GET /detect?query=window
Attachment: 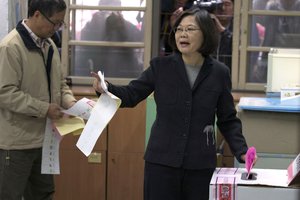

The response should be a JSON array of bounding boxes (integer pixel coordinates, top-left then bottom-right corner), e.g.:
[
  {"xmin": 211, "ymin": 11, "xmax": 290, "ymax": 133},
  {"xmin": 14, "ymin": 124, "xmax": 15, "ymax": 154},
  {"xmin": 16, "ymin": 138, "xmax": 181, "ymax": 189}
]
[
  {"xmin": 61, "ymin": 0, "xmax": 151, "ymax": 85},
  {"xmin": 8, "ymin": 0, "xmax": 28, "ymax": 31},
  {"xmin": 232, "ymin": 0, "xmax": 300, "ymax": 91}
]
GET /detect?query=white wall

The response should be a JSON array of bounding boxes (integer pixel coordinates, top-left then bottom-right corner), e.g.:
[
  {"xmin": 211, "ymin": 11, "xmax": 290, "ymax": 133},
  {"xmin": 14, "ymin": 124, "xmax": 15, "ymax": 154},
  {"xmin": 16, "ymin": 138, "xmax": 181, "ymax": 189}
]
[{"xmin": 0, "ymin": 0, "xmax": 8, "ymax": 40}]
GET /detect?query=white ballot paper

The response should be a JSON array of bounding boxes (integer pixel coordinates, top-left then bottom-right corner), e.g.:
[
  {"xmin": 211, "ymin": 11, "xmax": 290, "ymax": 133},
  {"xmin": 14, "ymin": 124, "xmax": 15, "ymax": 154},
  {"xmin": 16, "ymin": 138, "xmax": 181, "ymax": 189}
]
[
  {"xmin": 62, "ymin": 97, "xmax": 96, "ymax": 120},
  {"xmin": 98, "ymin": 71, "xmax": 108, "ymax": 93},
  {"xmin": 76, "ymin": 71, "xmax": 121, "ymax": 156},
  {"xmin": 42, "ymin": 118, "xmax": 62, "ymax": 174}
]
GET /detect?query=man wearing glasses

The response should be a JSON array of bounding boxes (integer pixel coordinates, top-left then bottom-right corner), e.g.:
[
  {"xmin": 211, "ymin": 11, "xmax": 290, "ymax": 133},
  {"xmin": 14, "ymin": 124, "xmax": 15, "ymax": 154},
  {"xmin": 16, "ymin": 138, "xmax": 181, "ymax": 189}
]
[
  {"xmin": 0, "ymin": 0, "xmax": 76, "ymax": 199},
  {"xmin": 39, "ymin": 10, "xmax": 66, "ymax": 31}
]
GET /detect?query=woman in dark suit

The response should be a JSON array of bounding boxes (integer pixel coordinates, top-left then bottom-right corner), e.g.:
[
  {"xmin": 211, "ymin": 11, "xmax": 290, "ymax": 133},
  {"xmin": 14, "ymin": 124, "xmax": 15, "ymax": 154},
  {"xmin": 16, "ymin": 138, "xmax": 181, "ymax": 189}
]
[{"xmin": 92, "ymin": 6, "xmax": 253, "ymax": 200}]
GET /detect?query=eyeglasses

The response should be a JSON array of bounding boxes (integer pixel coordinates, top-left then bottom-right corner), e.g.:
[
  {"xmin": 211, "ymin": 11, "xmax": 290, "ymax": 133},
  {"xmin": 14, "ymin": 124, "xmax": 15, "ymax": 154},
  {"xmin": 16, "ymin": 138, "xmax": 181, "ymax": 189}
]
[
  {"xmin": 39, "ymin": 10, "xmax": 66, "ymax": 30},
  {"xmin": 174, "ymin": 26, "xmax": 201, "ymax": 34}
]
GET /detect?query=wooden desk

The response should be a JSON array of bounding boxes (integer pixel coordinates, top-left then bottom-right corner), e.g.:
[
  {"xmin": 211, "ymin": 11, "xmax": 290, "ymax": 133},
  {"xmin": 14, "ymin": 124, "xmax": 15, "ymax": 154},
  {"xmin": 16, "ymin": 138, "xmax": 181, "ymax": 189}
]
[{"xmin": 54, "ymin": 86, "xmax": 146, "ymax": 200}]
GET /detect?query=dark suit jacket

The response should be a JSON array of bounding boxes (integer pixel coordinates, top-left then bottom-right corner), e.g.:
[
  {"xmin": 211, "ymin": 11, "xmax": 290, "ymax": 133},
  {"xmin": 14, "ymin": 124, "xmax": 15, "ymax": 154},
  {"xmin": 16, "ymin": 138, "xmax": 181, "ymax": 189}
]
[{"xmin": 107, "ymin": 52, "xmax": 248, "ymax": 169}]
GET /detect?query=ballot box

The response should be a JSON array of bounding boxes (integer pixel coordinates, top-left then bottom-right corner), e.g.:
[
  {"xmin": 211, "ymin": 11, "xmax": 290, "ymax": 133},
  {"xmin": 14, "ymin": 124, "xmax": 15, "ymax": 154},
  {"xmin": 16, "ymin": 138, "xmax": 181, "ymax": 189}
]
[{"xmin": 209, "ymin": 167, "xmax": 300, "ymax": 200}]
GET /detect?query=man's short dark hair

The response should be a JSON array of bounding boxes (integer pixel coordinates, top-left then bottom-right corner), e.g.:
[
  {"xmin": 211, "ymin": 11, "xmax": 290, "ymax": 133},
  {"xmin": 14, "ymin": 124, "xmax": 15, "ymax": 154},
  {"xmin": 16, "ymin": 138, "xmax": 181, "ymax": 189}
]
[
  {"xmin": 28, "ymin": 0, "xmax": 66, "ymax": 18},
  {"xmin": 168, "ymin": 6, "xmax": 219, "ymax": 56}
]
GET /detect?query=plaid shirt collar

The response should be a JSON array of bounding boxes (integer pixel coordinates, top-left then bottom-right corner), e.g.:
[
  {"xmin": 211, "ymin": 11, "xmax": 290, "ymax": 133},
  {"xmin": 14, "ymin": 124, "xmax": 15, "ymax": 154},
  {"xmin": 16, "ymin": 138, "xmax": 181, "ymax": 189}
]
[{"xmin": 22, "ymin": 19, "xmax": 48, "ymax": 48}]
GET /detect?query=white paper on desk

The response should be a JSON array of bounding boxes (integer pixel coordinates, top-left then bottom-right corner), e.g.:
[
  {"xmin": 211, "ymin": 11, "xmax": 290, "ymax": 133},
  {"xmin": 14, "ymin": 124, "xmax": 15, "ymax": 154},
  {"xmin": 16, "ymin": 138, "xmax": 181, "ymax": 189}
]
[
  {"xmin": 76, "ymin": 92, "xmax": 121, "ymax": 156},
  {"xmin": 62, "ymin": 97, "xmax": 96, "ymax": 120},
  {"xmin": 41, "ymin": 118, "xmax": 62, "ymax": 174}
]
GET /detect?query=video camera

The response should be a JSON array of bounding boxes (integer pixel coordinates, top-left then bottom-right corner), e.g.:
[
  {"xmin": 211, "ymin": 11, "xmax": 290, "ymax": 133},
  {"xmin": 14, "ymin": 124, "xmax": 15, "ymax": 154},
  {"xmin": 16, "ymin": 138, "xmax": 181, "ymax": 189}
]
[{"xmin": 193, "ymin": 0, "xmax": 223, "ymax": 13}]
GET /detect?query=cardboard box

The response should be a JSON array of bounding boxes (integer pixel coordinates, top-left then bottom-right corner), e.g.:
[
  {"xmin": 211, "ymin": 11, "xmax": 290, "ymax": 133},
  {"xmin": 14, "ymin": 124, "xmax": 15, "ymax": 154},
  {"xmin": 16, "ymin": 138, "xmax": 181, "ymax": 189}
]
[
  {"xmin": 209, "ymin": 168, "xmax": 300, "ymax": 200},
  {"xmin": 237, "ymin": 109, "xmax": 300, "ymax": 154}
]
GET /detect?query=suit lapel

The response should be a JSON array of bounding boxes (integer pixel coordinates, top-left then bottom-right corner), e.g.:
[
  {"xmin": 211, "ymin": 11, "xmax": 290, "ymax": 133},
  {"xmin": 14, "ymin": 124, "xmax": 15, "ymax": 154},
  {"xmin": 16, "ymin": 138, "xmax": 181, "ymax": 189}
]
[{"xmin": 172, "ymin": 53, "xmax": 191, "ymax": 88}]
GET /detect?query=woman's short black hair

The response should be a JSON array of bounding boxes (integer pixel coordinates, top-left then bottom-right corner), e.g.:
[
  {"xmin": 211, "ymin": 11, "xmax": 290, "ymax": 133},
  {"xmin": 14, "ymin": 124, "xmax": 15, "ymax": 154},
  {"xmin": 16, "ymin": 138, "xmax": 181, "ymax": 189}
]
[
  {"xmin": 28, "ymin": 0, "xmax": 66, "ymax": 18},
  {"xmin": 168, "ymin": 6, "xmax": 219, "ymax": 56}
]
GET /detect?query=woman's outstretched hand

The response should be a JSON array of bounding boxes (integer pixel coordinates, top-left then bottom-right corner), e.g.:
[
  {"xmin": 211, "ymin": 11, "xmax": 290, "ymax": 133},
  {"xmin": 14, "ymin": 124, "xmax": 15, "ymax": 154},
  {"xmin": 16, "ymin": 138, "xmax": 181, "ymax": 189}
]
[{"xmin": 91, "ymin": 71, "xmax": 107, "ymax": 93}]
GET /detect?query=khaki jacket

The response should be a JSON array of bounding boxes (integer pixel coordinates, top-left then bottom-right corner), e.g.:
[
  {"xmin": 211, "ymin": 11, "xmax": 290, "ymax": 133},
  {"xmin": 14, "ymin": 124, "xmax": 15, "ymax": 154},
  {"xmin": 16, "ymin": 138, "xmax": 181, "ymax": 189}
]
[{"xmin": 0, "ymin": 22, "xmax": 76, "ymax": 150}]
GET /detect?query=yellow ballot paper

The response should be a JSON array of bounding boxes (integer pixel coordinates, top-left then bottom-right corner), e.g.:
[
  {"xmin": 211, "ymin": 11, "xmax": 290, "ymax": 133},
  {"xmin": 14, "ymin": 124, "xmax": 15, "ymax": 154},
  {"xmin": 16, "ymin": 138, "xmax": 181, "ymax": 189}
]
[
  {"xmin": 54, "ymin": 116, "xmax": 85, "ymax": 136},
  {"xmin": 76, "ymin": 92, "xmax": 121, "ymax": 156}
]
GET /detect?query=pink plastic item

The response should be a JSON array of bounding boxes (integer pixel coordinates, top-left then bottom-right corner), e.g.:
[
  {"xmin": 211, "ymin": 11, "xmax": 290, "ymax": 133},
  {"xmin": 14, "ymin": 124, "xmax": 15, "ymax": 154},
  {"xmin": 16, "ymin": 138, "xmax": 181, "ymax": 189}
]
[{"xmin": 245, "ymin": 146, "xmax": 256, "ymax": 179}]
